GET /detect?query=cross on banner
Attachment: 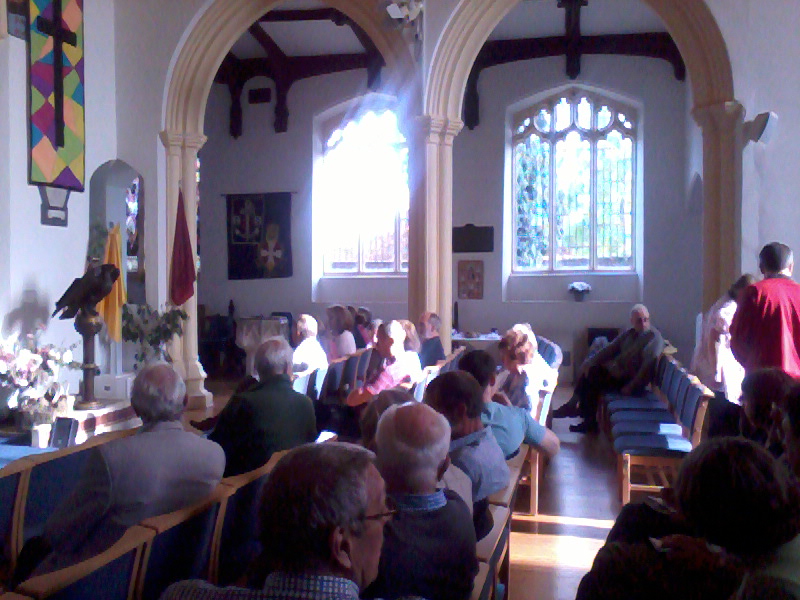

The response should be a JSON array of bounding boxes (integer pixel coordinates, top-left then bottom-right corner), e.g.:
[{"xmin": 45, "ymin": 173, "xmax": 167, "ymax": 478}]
[{"xmin": 35, "ymin": 0, "xmax": 77, "ymax": 148}]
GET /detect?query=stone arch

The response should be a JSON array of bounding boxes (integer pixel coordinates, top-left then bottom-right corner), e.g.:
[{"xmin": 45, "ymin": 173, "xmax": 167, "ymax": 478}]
[
  {"xmin": 420, "ymin": 0, "xmax": 741, "ymax": 349},
  {"xmin": 162, "ymin": 0, "xmax": 416, "ymax": 405}
]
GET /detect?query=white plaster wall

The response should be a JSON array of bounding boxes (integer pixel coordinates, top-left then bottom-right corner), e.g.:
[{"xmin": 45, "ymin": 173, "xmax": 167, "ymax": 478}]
[
  {"xmin": 0, "ymin": 0, "xmax": 118, "ymax": 392},
  {"xmin": 0, "ymin": 37, "xmax": 11, "ymax": 321},
  {"xmin": 114, "ymin": 0, "xmax": 207, "ymax": 306},
  {"xmin": 198, "ymin": 71, "xmax": 411, "ymax": 324},
  {"xmin": 704, "ymin": 0, "xmax": 800, "ymax": 272},
  {"xmin": 452, "ymin": 55, "xmax": 697, "ymax": 365}
]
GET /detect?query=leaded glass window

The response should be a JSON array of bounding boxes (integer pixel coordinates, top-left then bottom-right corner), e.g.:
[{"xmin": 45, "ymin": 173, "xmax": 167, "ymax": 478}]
[
  {"xmin": 319, "ymin": 110, "xmax": 409, "ymax": 275},
  {"xmin": 512, "ymin": 89, "xmax": 636, "ymax": 272}
]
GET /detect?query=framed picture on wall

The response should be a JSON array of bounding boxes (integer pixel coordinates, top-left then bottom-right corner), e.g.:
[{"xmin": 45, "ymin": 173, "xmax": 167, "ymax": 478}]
[{"xmin": 458, "ymin": 260, "xmax": 484, "ymax": 300}]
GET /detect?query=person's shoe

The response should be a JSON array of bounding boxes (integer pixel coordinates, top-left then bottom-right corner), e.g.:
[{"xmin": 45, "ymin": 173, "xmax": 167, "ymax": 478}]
[
  {"xmin": 552, "ymin": 399, "xmax": 580, "ymax": 418},
  {"xmin": 569, "ymin": 420, "xmax": 599, "ymax": 434}
]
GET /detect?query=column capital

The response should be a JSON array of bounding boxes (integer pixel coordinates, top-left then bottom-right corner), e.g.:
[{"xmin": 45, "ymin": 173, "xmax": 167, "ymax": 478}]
[
  {"xmin": 692, "ymin": 100, "xmax": 745, "ymax": 131},
  {"xmin": 183, "ymin": 133, "xmax": 208, "ymax": 152},
  {"xmin": 416, "ymin": 115, "xmax": 464, "ymax": 146},
  {"xmin": 159, "ymin": 129, "xmax": 184, "ymax": 153}
]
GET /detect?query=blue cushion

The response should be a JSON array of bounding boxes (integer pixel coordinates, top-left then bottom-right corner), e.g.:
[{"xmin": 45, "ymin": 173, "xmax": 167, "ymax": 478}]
[
  {"xmin": 609, "ymin": 409, "xmax": 674, "ymax": 424},
  {"xmin": 608, "ymin": 398, "xmax": 664, "ymax": 413},
  {"xmin": 612, "ymin": 421, "xmax": 683, "ymax": 438},
  {"xmin": 614, "ymin": 433, "xmax": 693, "ymax": 455}
]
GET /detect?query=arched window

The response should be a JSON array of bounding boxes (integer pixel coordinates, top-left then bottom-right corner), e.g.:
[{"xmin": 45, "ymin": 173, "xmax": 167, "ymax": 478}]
[
  {"xmin": 512, "ymin": 89, "xmax": 637, "ymax": 272},
  {"xmin": 318, "ymin": 109, "xmax": 409, "ymax": 276}
]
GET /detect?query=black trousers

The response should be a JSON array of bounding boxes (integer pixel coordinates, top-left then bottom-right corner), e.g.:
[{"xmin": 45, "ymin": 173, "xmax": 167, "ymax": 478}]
[{"xmin": 574, "ymin": 365, "xmax": 627, "ymax": 423}]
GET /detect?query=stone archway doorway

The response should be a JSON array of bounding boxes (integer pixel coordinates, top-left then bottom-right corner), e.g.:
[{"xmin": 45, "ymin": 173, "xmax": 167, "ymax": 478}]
[
  {"xmin": 419, "ymin": 0, "xmax": 742, "ymax": 351},
  {"xmin": 162, "ymin": 0, "xmax": 415, "ymax": 405}
]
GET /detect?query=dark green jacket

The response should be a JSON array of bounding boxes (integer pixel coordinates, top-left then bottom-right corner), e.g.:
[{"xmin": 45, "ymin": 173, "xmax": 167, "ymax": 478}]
[{"xmin": 209, "ymin": 375, "xmax": 317, "ymax": 476}]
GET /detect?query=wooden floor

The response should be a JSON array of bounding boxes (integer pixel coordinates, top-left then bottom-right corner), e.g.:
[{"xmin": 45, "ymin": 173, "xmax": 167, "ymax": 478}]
[
  {"xmin": 509, "ymin": 385, "xmax": 620, "ymax": 600},
  {"xmin": 191, "ymin": 381, "xmax": 620, "ymax": 600}
]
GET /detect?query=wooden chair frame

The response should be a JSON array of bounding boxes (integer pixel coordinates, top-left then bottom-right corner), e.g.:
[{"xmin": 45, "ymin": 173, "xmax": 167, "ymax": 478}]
[{"xmin": 16, "ymin": 525, "xmax": 154, "ymax": 600}]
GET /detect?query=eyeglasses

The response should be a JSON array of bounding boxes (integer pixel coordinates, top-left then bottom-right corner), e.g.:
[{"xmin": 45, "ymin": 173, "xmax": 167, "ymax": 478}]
[{"xmin": 363, "ymin": 497, "xmax": 397, "ymax": 522}]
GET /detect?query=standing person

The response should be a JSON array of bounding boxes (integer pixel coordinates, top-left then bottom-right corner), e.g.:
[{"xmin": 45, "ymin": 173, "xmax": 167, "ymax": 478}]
[
  {"xmin": 552, "ymin": 305, "xmax": 664, "ymax": 433},
  {"xmin": 731, "ymin": 243, "xmax": 800, "ymax": 379},
  {"xmin": 292, "ymin": 314, "xmax": 328, "ymax": 374},
  {"xmin": 326, "ymin": 304, "xmax": 357, "ymax": 360},
  {"xmin": 418, "ymin": 312, "xmax": 446, "ymax": 368},
  {"xmin": 691, "ymin": 274, "xmax": 756, "ymax": 436}
]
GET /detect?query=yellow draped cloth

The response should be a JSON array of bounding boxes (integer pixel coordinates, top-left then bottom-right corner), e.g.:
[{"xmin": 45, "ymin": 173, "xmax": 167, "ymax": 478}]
[{"xmin": 97, "ymin": 224, "xmax": 127, "ymax": 342}]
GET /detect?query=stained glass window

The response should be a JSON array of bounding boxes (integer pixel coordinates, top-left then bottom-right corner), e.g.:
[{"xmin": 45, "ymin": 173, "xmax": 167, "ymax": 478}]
[
  {"xmin": 319, "ymin": 110, "xmax": 409, "ymax": 275},
  {"xmin": 512, "ymin": 89, "xmax": 636, "ymax": 272},
  {"xmin": 125, "ymin": 177, "xmax": 140, "ymax": 273}
]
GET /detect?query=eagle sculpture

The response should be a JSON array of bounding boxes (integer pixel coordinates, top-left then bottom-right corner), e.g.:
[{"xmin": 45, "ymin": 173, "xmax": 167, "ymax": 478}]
[{"xmin": 52, "ymin": 263, "xmax": 121, "ymax": 320}]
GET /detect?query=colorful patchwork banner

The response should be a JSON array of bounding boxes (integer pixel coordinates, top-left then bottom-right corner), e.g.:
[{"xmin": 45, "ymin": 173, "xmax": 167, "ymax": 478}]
[{"xmin": 28, "ymin": 0, "xmax": 85, "ymax": 191}]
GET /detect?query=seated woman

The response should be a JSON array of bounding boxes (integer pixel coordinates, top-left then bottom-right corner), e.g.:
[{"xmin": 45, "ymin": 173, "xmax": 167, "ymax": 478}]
[
  {"xmin": 496, "ymin": 324, "xmax": 558, "ymax": 416},
  {"xmin": 324, "ymin": 304, "xmax": 357, "ymax": 360},
  {"xmin": 346, "ymin": 321, "xmax": 422, "ymax": 408},
  {"xmin": 292, "ymin": 314, "xmax": 328, "ymax": 373},
  {"xmin": 578, "ymin": 438, "xmax": 800, "ymax": 600},
  {"xmin": 740, "ymin": 367, "xmax": 795, "ymax": 456}
]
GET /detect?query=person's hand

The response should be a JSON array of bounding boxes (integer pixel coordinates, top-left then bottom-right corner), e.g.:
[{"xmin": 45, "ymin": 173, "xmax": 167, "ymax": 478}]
[
  {"xmin": 492, "ymin": 391, "xmax": 513, "ymax": 407},
  {"xmin": 657, "ymin": 535, "xmax": 724, "ymax": 570},
  {"xmin": 620, "ymin": 383, "xmax": 633, "ymax": 396}
]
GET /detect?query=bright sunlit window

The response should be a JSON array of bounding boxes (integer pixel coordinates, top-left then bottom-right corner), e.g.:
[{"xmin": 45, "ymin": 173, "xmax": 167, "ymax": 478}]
[
  {"xmin": 512, "ymin": 88, "xmax": 637, "ymax": 272},
  {"xmin": 318, "ymin": 109, "xmax": 409, "ymax": 275}
]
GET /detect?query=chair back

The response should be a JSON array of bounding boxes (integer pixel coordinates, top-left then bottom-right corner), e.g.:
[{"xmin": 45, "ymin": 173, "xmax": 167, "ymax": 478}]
[
  {"xmin": 665, "ymin": 363, "xmax": 683, "ymax": 408},
  {"xmin": 680, "ymin": 383, "xmax": 705, "ymax": 431},
  {"xmin": 137, "ymin": 487, "xmax": 231, "ymax": 600},
  {"xmin": 413, "ymin": 366, "xmax": 440, "ymax": 403},
  {"xmin": 16, "ymin": 525, "xmax": 154, "ymax": 600},
  {"xmin": 670, "ymin": 372, "xmax": 691, "ymax": 416},
  {"xmin": 355, "ymin": 348, "xmax": 373, "ymax": 387},
  {"xmin": 319, "ymin": 358, "xmax": 346, "ymax": 404},
  {"xmin": 0, "ymin": 459, "xmax": 34, "ymax": 569},
  {"xmin": 215, "ymin": 451, "xmax": 287, "ymax": 586},
  {"xmin": 291, "ymin": 371, "xmax": 312, "ymax": 396},
  {"xmin": 308, "ymin": 367, "xmax": 327, "ymax": 402},
  {"xmin": 536, "ymin": 336, "xmax": 563, "ymax": 370},
  {"xmin": 338, "ymin": 351, "xmax": 361, "ymax": 396},
  {"xmin": 655, "ymin": 354, "xmax": 669, "ymax": 388},
  {"xmin": 659, "ymin": 357, "xmax": 676, "ymax": 396}
]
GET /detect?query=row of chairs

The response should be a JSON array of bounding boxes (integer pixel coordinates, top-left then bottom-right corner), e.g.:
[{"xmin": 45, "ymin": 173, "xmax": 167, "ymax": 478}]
[
  {"xmin": 0, "ymin": 429, "xmax": 140, "ymax": 578},
  {"xmin": 599, "ymin": 354, "xmax": 712, "ymax": 503},
  {"xmin": 6, "ymin": 449, "xmax": 292, "ymax": 600}
]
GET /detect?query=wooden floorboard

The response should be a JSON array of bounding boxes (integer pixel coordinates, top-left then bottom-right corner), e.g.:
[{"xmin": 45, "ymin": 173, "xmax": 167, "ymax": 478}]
[{"xmin": 510, "ymin": 385, "xmax": 619, "ymax": 600}]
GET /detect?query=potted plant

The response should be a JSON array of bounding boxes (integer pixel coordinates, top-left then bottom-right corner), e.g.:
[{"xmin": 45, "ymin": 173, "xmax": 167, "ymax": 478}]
[
  {"xmin": 121, "ymin": 304, "xmax": 188, "ymax": 369},
  {"xmin": 568, "ymin": 281, "xmax": 592, "ymax": 302}
]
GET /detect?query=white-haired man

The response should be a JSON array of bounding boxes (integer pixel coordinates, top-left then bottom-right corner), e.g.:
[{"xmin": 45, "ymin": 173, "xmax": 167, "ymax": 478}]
[
  {"xmin": 163, "ymin": 443, "xmax": 391, "ymax": 600},
  {"xmin": 418, "ymin": 312, "xmax": 446, "ymax": 368},
  {"xmin": 364, "ymin": 403, "xmax": 478, "ymax": 600},
  {"xmin": 33, "ymin": 363, "xmax": 225, "ymax": 575},
  {"xmin": 553, "ymin": 304, "xmax": 664, "ymax": 433},
  {"xmin": 210, "ymin": 337, "xmax": 317, "ymax": 476},
  {"xmin": 293, "ymin": 314, "xmax": 328, "ymax": 374}
]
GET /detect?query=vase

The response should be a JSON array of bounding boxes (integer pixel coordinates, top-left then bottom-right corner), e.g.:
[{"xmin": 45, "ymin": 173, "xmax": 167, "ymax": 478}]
[{"xmin": 570, "ymin": 290, "xmax": 589, "ymax": 302}]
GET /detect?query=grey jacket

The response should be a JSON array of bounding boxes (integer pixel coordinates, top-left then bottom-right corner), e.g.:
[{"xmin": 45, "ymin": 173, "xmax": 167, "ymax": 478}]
[{"xmin": 39, "ymin": 421, "xmax": 225, "ymax": 574}]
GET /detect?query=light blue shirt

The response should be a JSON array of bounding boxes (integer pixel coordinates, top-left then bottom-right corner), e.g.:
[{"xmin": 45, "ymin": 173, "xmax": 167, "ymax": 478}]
[
  {"xmin": 449, "ymin": 428, "xmax": 510, "ymax": 502},
  {"xmin": 481, "ymin": 402, "xmax": 547, "ymax": 459}
]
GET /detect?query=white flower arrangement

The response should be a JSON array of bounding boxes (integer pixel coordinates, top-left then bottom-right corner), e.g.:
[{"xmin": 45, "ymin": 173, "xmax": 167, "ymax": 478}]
[{"xmin": 568, "ymin": 281, "xmax": 592, "ymax": 293}]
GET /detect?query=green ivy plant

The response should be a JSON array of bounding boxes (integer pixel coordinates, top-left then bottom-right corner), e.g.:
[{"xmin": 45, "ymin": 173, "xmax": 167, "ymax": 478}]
[{"xmin": 121, "ymin": 304, "xmax": 188, "ymax": 368}]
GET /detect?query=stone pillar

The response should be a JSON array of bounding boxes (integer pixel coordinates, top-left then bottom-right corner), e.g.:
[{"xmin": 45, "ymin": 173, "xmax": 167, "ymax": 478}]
[
  {"xmin": 159, "ymin": 130, "xmax": 186, "ymax": 379},
  {"xmin": 180, "ymin": 133, "xmax": 212, "ymax": 409},
  {"xmin": 693, "ymin": 101, "xmax": 744, "ymax": 310},
  {"xmin": 409, "ymin": 116, "xmax": 463, "ymax": 354}
]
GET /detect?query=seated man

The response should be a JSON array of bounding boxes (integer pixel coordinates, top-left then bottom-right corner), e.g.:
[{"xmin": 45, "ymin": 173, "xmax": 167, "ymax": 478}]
[
  {"xmin": 364, "ymin": 403, "xmax": 478, "ymax": 600},
  {"xmin": 424, "ymin": 371, "xmax": 510, "ymax": 539},
  {"xmin": 347, "ymin": 321, "xmax": 422, "ymax": 407},
  {"xmin": 292, "ymin": 313, "xmax": 328, "ymax": 373},
  {"xmin": 418, "ymin": 311, "xmax": 446, "ymax": 368},
  {"xmin": 459, "ymin": 349, "xmax": 560, "ymax": 460},
  {"xmin": 162, "ymin": 443, "xmax": 390, "ymax": 600},
  {"xmin": 210, "ymin": 337, "xmax": 317, "ymax": 476},
  {"xmin": 33, "ymin": 364, "xmax": 225, "ymax": 576},
  {"xmin": 553, "ymin": 304, "xmax": 664, "ymax": 433}
]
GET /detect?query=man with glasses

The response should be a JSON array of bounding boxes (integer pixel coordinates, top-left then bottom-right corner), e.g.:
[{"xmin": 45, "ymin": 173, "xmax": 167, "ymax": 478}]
[
  {"xmin": 162, "ymin": 443, "xmax": 391, "ymax": 600},
  {"xmin": 364, "ymin": 402, "xmax": 478, "ymax": 600},
  {"xmin": 553, "ymin": 304, "xmax": 664, "ymax": 433}
]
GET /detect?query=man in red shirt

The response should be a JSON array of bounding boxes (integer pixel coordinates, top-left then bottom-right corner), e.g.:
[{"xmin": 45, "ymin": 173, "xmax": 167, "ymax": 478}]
[{"xmin": 731, "ymin": 242, "xmax": 800, "ymax": 379}]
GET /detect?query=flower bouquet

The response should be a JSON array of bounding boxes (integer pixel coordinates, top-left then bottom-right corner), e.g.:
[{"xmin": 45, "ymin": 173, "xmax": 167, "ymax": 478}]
[
  {"xmin": 568, "ymin": 281, "xmax": 592, "ymax": 302},
  {"xmin": 121, "ymin": 304, "xmax": 188, "ymax": 368},
  {"xmin": 0, "ymin": 332, "xmax": 80, "ymax": 427}
]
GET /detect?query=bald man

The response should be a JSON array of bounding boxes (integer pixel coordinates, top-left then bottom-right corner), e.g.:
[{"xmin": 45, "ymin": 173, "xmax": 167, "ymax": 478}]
[{"xmin": 364, "ymin": 403, "xmax": 478, "ymax": 600}]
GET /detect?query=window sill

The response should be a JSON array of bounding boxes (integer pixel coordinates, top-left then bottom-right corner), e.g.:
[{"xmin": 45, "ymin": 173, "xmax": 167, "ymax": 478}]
[
  {"xmin": 505, "ymin": 271, "xmax": 641, "ymax": 303},
  {"xmin": 313, "ymin": 274, "xmax": 408, "ymax": 304}
]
